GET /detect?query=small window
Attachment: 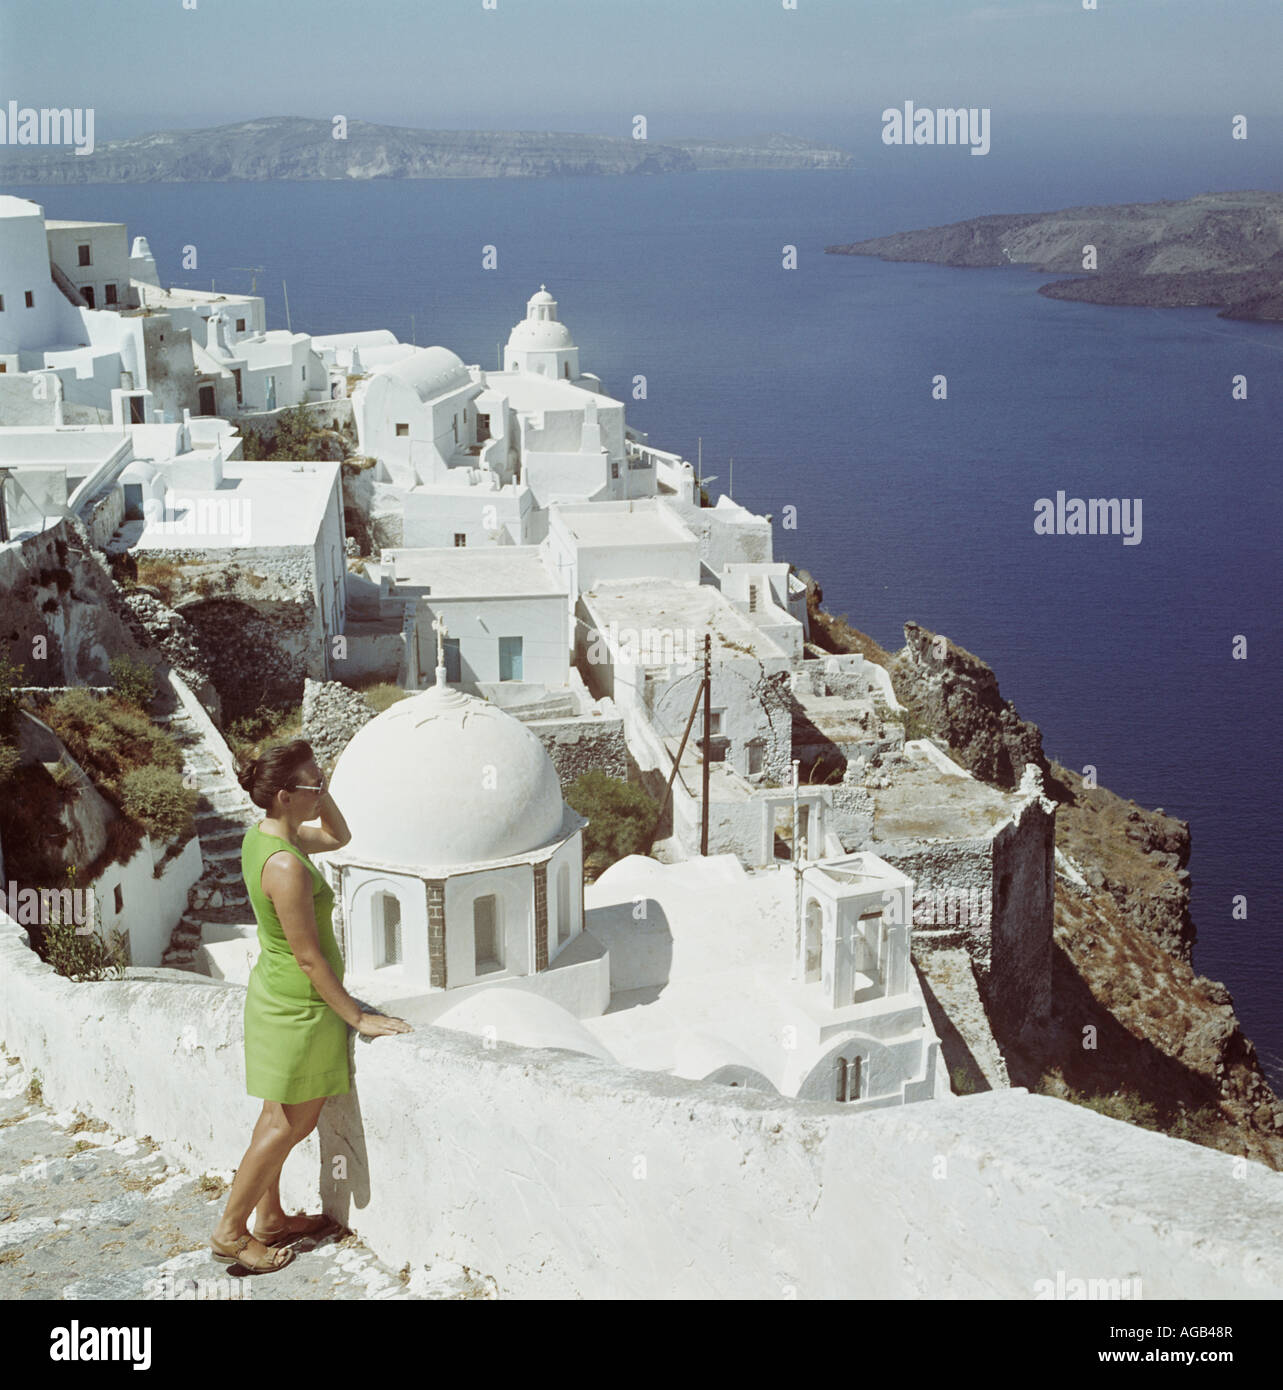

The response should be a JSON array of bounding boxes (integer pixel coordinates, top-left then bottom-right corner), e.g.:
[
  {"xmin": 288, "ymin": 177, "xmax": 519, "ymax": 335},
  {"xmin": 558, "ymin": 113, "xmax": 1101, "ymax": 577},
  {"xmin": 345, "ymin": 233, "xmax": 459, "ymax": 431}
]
[
  {"xmin": 453, "ymin": 533, "xmax": 466, "ymax": 547},
  {"xmin": 748, "ymin": 583, "xmax": 758, "ymax": 613},
  {"xmin": 104, "ymin": 283, "xmax": 118, "ymax": 305},
  {"xmin": 376, "ymin": 893, "xmax": 402, "ymax": 968},
  {"xmin": 452, "ymin": 415, "xmax": 458, "ymax": 443},
  {"xmin": 748, "ymin": 742, "xmax": 764, "ymax": 775},
  {"xmin": 474, "ymin": 894, "xmax": 501, "ymax": 973},
  {"xmin": 77, "ymin": 243, "xmax": 91, "ymax": 266},
  {"xmin": 113, "ymin": 884, "xmax": 123, "ymax": 913},
  {"xmin": 395, "ymin": 423, "xmax": 408, "ymax": 437},
  {"xmin": 709, "ymin": 709, "xmax": 724, "ymax": 736},
  {"xmin": 235, "ymin": 318, "xmax": 246, "ymax": 332},
  {"xmin": 301, "ymin": 364, "xmax": 306, "ymax": 380},
  {"xmin": 80, "ymin": 286, "xmax": 95, "ymax": 309},
  {"xmin": 498, "ymin": 635, "xmax": 522, "ymax": 682},
  {"xmin": 610, "ymin": 462, "xmax": 619, "ymax": 479},
  {"xmin": 25, "ymin": 290, "xmax": 34, "ymax": 308},
  {"xmin": 0, "ymin": 295, "xmax": 5, "ymax": 310},
  {"xmin": 129, "ymin": 395, "xmax": 146, "ymax": 424},
  {"xmin": 837, "ymin": 1055, "xmax": 863, "ymax": 1103},
  {"xmin": 0, "ymin": 364, "xmax": 6, "ymax": 373},
  {"xmin": 232, "ymin": 368, "xmax": 242, "ymax": 405},
  {"xmin": 443, "ymin": 636, "xmax": 461, "ymax": 683},
  {"xmin": 563, "ymin": 363, "xmax": 569, "ymax": 378}
]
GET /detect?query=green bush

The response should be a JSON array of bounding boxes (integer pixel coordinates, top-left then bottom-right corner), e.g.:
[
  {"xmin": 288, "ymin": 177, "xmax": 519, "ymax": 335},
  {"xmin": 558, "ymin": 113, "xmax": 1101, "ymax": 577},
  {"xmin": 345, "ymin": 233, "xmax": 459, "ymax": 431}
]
[
  {"xmin": 120, "ymin": 765, "xmax": 197, "ymax": 844},
  {"xmin": 358, "ymin": 682, "xmax": 409, "ymax": 713},
  {"xmin": 44, "ymin": 689, "xmax": 181, "ymax": 793},
  {"xmin": 0, "ymin": 741, "xmax": 20, "ymax": 787},
  {"xmin": 29, "ymin": 867, "xmax": 129, "ymax": 983},
  {"xmin": 565, "ymin": 770, "xmax": 659, "ymax": 867},
  {"xmin": 0, "ymin": 652, "xmax": 23, "ymax": 735},
  {"xmin": 107, "ymin": 654, "xmax": 157, "ymax": 709}
]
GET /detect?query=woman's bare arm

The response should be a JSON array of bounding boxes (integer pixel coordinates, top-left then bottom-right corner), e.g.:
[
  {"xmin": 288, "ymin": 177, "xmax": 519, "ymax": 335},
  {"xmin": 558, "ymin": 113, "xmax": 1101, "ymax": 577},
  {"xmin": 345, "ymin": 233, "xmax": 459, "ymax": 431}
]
[
  {"xmin": 297, "ymin": 790, "xmax": 351, "ymax": 856},
  {"xmin": 262, "ymin": 851, "xmax": 362, "ymax": 1027}
]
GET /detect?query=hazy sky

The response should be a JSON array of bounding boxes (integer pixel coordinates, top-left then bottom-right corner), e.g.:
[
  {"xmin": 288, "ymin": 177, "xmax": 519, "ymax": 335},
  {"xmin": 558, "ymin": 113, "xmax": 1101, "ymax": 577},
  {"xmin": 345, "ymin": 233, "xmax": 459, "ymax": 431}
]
[{"xmin": 2, "ymin": 0, "xmax": 1280, "ymax": 144}]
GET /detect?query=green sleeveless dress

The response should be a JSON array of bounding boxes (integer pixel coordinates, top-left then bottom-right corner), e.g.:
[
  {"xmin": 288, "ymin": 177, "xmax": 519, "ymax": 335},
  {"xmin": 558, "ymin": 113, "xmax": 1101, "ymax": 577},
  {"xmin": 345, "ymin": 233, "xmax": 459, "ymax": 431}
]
[{"xmin": 241, "ymin": 824, "xmax": 351, "ymax": 1103}]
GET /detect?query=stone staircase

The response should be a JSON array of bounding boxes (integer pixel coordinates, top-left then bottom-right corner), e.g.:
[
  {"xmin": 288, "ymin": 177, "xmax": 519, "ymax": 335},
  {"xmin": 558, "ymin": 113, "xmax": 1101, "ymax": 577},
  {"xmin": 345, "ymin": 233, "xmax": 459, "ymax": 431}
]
[{"xmin": 155, "ymin": 705, "xmax": 260, "ymax": 969}]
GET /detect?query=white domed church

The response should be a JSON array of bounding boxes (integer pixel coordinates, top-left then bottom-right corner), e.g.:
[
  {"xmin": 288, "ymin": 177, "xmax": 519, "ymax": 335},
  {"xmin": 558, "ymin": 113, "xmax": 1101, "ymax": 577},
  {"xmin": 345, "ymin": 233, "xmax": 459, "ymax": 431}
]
[
  {"xmin": 503, "ymin": 285, "xmax": 580, "ymax": 380},
  {"xmin": 323, "ymin": 649, "xmax": 588, "ymax": 994}
]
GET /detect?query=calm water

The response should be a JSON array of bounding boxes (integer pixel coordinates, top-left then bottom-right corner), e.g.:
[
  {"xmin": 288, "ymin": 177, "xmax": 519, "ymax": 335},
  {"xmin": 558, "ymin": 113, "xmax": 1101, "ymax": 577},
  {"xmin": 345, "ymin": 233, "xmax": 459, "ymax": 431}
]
[{"xmin": 15, "ymin": 166, "xmax": 1281, "ymax": 1089}]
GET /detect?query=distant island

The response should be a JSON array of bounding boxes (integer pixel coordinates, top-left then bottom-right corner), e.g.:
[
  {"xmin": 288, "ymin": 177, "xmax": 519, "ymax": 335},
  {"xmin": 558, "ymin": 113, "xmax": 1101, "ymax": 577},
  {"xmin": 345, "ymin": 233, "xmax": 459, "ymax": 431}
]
[
  {"xmin": 0, "ymin": 116, "xmax": 852, "ymax": 183},
  {"xmin": 826, "ymin": 191, "xmax": 1283, "ymax": 323}
]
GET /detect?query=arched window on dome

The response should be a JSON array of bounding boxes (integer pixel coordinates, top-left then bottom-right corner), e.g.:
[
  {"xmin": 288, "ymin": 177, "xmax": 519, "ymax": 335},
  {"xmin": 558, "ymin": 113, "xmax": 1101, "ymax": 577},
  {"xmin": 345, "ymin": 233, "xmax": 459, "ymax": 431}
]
[
  {"xmin": 556, "ymin": 862, "xmax": 570, "ymax": 945},
  {"xmin": 374, "ymin": 892, "xmax": 402, "ymax": 968},
  {"xmin": 474, "ymin": 893, "xmax": 503, "ymax": 974}
]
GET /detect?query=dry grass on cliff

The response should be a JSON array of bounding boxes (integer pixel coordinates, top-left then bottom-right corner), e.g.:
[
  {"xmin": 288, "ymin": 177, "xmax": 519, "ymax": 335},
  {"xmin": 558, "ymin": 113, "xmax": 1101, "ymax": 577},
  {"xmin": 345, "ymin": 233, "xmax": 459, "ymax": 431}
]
[{"xmin": 804, "ymin": 596, "xmax": 893, "ymax": 667}]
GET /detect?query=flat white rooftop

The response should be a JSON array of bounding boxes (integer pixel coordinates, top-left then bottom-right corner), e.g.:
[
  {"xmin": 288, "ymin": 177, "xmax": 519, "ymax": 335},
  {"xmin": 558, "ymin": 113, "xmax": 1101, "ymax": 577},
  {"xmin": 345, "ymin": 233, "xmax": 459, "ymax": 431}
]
[
  {"xmin": 554, "ymin": 499, "xmax": 696, "ymax": 550},
  {"xmin": 384, "ymin": 544, "xmax": 566, "ymax": 598},
  {"xmin": 0, "ymin": 427, "xmax": 130, "ymax": 467},
  {"xmin": 583, "ymin": 579, "xmax": 789, "ymax": 661},
  {"xmin": 0, "ymin": 196, "xmax": 43, "ymax": 219},
  {"xmin": 133, "ymin": 459, "xmax": 338, "ymax": 550},
  {"xmin": 45, "ymin": 218, "xmax": 124, "ymax": 231},
  {"xmin": 485, "ymin": 370, "xmax": 617, "ymax": 412}
]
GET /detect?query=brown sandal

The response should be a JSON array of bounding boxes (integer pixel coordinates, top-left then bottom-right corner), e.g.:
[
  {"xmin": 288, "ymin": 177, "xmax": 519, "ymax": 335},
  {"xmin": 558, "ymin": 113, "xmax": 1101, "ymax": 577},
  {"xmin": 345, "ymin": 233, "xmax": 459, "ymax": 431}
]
[
  {"xmin": 210, "ymin": 1232, "xmax": 296, "ymax": 1273},
  {"xmin": 252, "ymin": 1213, "xmax": 337, "ymax": 1247}
]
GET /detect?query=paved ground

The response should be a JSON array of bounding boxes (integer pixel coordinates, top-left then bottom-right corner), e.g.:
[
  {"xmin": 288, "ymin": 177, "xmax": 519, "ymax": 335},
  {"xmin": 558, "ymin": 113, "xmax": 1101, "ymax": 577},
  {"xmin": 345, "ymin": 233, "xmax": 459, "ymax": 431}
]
[{"xmin": 0, "ymin": 1055, "xmax": 497, "ymax": 1300}]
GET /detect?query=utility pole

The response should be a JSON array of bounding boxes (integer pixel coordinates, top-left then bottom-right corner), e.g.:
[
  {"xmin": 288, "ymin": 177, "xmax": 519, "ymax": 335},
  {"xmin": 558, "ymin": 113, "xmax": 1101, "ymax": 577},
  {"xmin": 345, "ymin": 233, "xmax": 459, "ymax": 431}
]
[
  {"xmin": 701, "ymin": 632, "xmax": 711, "ymax": 857},
  {"xmin": 729, "ymin": 456, "xmax": 733, "ymax": 499}
]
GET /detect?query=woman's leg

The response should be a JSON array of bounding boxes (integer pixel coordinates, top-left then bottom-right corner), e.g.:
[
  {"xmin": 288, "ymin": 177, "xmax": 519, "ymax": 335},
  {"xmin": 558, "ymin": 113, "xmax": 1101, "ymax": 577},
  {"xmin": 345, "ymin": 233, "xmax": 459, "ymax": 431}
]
[
  {"xmin": 212, "ymin": 1097, "xmax": 323, "ymax": 1244},
  {"xmin": 251, "ymin": 1097, "xmax": 326, "ymax": 1228}
]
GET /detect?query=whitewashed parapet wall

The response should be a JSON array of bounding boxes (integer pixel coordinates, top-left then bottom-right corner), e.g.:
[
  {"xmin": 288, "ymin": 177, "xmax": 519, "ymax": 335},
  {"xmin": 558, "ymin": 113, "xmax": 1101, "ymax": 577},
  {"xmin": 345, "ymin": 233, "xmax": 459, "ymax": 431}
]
[{"xmin": 1, "ymin": 914, "xmax": 1280, "ymax": 1299}]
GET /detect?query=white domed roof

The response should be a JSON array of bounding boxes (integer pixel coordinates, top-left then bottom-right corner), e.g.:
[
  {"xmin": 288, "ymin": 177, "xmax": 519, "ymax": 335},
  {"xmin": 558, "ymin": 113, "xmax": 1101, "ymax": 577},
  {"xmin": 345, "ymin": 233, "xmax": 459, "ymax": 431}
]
[
  {"xmin": 432, "ymin": 987, "xmax": 615, "ymax": 1060},
  {"xmin": 528, "ymin": 285, "xmax": 555, "ymax": 305},
  {"xmin": 508, "ymin": 317, "xmax": 574, "ymax": 350},
  {"xmin": 327, "ymin": 679, "xmax": 568, "ymax": 869},
  {"xmin": 380, "ymin": 346, "xmax": 471, "ymax": 402},
  {"xmin": 120, "ymin": 459, "xmax": 160, "ymax": 484}
]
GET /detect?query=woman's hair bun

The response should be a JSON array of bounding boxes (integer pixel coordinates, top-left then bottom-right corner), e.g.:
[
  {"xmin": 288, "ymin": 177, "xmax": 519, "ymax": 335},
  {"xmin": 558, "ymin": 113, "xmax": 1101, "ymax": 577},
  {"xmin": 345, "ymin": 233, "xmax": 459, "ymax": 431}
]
[{"xmin": 235, "ymin": 754, "xmax": 259, "ymax": 794}]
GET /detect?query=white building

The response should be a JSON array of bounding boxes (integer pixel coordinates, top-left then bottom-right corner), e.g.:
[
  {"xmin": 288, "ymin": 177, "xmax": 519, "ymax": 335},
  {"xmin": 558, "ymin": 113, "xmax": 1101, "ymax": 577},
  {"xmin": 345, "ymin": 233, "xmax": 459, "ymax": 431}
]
[
  {"xmin": 373, "ymin": 545, "xmax": 569, "ymax": 691},
  {"xmin": 0, "ymin": 196, "xmax": 146, "ymax": 415},
  {"xmin": 353, "ymin": 346, "xmax": 496, "ymax": 488},
  {"xmin": 45, "ymin": 218, "xmax": 138, "ymax": 313}
]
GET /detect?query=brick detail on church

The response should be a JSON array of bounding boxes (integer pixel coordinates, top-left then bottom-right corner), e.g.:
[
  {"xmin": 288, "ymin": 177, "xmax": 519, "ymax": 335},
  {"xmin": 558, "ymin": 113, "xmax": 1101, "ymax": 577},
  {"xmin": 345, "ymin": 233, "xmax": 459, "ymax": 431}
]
[
  {"xmin": 533, "ymin": 862, "xmax": 548, "ymax": 972},
  {"xmin": 426, "ymin": 878, "xmax": 446, "ymax": 988}
]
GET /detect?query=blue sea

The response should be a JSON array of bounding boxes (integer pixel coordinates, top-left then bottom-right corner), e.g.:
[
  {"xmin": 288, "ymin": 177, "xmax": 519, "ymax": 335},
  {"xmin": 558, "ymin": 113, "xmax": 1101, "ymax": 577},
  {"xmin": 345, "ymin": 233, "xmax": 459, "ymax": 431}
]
[{"xmin": 14, "ymin": 151, "xmax": 1282, "ymax": 1089}]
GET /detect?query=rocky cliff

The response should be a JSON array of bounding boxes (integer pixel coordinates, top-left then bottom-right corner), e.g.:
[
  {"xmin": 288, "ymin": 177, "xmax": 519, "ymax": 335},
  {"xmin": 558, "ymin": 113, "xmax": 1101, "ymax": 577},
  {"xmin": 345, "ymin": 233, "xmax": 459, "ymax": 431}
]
[
  {"xmin": 825, "ymin": 190, "xmax": 1283, "ymax": 323},
  {"xmin": 805, "ymin": 585, "xmax": 1283, "ymax": 1167},
  {"xmin": 0, "ymin": 117, "xmax": 853, "ymax": 184}
]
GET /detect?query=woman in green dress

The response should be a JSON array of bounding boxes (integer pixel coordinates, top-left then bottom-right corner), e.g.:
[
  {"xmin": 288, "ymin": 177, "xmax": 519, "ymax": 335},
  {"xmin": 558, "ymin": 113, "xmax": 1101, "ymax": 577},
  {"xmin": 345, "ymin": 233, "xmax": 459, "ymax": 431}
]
[{"xmin": 210, "ymin": 739, "xmax": 412, "ymax": 1274}]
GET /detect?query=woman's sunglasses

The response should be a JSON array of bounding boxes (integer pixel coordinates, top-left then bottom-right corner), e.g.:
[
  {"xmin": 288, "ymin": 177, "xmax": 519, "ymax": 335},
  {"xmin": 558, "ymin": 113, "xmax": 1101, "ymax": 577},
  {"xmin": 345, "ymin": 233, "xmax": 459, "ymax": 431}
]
[{"xmin": 291, "ymin": 777, "xmax": 327, "ymax": 793}]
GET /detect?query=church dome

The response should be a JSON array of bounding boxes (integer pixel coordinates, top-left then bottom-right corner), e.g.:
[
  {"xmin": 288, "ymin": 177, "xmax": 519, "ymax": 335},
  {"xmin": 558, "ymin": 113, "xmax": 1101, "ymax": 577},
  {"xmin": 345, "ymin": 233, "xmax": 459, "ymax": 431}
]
[
  {"xmin": 380, "ymin": 346, "xmax": 472, "ymax": 402},
  {"xmin": 327, "ymin": 680, "xmax": 567, "ymax": 869},
  {"xmin": 508, "ymin": 317, "xmax": 573, "ymax": 350}
]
